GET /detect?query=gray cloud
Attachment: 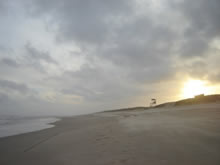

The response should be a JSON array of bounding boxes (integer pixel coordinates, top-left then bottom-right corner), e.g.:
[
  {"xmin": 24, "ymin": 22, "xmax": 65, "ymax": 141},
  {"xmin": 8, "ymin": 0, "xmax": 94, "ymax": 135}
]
[
  {"xmin": 25, "ymin": 43, "xmax": 57, "ymax": 64},
  {"xmin": 0, "ymin": 79, "xmax": 30, "ymax": 94},
  {"xmin": 0, "ymin": 57, "xmax": 19, "ymax": 67},
  {"xmin": 26, "ymin": 0, "xmax": 134, "ymax": 45},
  {"xmin": 58, "ymin": 64, "xmax": 141, "ymax": 104},
  {"xmin": 25, "ymin": 0, "xmax": 178, "ymax": 85},
  {"xmin": 0, "ymin": 92, "xmax": 9, "ymax": 103},
  {"xmin": 169, "ymin": 0, "xmax": 220, "ymax": 58},
  {"xmin": 177, "ymin": 0, "xmax": 220, "ymax": 38},
  {"xmin": 0, "ymin": 0, "xmax": 7, "ymax": 14}
]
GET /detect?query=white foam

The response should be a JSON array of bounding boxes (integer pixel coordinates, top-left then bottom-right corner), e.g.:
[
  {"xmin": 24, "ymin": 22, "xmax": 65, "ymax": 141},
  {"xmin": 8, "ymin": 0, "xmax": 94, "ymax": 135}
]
[{"xmin": 0, "ymin": 117, "xmax": 60, "ymax": 138}]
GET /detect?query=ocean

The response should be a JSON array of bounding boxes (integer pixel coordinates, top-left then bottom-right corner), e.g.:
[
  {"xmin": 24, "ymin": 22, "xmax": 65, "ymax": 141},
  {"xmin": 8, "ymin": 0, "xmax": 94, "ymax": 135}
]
[{"xmin": 0, "ymin": 117, "xmax": 60, "ymax": 138}]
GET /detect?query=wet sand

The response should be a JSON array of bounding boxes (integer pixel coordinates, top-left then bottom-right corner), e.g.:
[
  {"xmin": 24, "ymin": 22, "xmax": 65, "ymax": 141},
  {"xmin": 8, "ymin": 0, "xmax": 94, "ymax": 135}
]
[{"xmin": 0, "ymin": 103, "xmax": 220, "ymax": 165}]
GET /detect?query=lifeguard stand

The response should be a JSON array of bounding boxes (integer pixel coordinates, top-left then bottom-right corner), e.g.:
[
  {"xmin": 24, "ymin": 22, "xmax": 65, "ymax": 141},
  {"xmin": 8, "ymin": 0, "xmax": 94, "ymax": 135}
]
[{"xmin": 150, "ymin": 98, "xmax": 157, "ymax": 107}]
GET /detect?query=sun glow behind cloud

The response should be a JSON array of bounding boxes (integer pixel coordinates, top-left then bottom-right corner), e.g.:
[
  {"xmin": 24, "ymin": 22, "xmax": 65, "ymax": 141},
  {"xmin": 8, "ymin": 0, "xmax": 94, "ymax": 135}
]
[{"xmin": 181, "ymin": 79, "xmax": 213, "ymax": 99}]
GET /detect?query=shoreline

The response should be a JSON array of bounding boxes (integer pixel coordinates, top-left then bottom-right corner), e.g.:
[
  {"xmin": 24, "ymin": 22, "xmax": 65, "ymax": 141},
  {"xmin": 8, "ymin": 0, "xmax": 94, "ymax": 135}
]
[{"xmin": 0, "ymin": 117, "xmax": 61, "ymax": 139}]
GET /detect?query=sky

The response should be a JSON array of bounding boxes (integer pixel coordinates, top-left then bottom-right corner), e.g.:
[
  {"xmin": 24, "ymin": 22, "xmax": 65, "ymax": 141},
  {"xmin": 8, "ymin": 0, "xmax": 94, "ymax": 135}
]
[{"xmin": 0, "ymin": 0, "xmax": 220, "ymax": 116}]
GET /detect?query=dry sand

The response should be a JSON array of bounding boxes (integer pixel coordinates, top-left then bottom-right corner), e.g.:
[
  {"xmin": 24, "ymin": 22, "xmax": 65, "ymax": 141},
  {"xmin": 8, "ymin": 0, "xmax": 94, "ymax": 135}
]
[{"xmin": 0, "ymin": 103, "xmax": 220, "ymax": 165}]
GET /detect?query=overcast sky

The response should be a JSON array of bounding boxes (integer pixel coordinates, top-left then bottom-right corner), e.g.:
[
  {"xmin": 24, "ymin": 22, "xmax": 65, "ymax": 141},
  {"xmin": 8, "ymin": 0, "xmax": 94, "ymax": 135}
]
[{"xmin": 0, "ymin": 0, "xmax": 220, "ymax": 116}]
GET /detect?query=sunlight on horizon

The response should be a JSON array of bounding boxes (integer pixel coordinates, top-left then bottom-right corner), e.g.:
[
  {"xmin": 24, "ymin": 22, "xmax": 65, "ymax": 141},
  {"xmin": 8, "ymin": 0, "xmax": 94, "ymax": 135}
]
[{"xmin": 181, "ymin": 79, "xmax": 213, "ymax": 99}]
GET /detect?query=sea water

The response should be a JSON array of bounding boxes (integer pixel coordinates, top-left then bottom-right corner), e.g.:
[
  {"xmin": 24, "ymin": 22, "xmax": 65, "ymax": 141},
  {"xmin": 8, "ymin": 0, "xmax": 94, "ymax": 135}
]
[{"xmin": 0, "ymin": 117, "xmax": 60, "ymax": 138}]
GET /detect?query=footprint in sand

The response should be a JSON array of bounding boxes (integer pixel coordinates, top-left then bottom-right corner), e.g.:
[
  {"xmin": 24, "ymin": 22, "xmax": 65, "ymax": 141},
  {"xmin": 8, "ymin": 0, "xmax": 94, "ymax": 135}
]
[{"xmin": 112, "ymin": 159, "xmax": 129, "ymax": 165}]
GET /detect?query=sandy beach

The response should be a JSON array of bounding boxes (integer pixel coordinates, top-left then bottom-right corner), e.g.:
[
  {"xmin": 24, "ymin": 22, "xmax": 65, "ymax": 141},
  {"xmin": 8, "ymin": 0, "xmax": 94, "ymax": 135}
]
[{"xmin": 0, "ymin": 103, "xmax": 220, "ymax": 165}]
